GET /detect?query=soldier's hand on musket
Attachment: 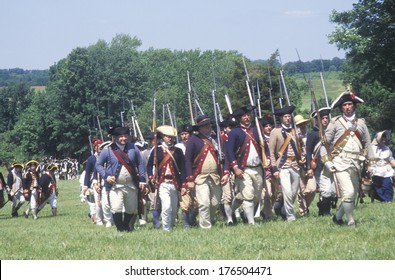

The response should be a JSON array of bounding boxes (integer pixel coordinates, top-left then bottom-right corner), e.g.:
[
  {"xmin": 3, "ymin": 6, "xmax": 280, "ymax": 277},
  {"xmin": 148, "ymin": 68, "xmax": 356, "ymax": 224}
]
[
  {"xmin": 139, "ymin": 183, "xmax": 150, "ymax": 196},
  {"xmin": 273, "ymin": 171, "xmax": 280, "ymax": 179},
  {"xmin": 306, "ymin": 169, "xmax": 314, "ymax": 178},
  {"xmin": 187, "ymin": 181, "xmax": 195, "ymax": 191},
  {"xmin": 181, "ymin": 187, "xmax": 187, "ymax": 196},
  {"xmin": 325, "ymin": 161, "xmax": 336, "ymax": 172},
  {"xmin": 233, "ymin": 166, "xmax": 244, "ymax": 178},
  {"xmin": 107, "ymin": 175, "xmax": 116, "ymax": 185},
  {"xmin": 93, "ymin": 183, "xmax": 101, "ymax": 194},
  {"xmin": 221, "ymin": 173, "xmax": 229, "ymax": 185}
]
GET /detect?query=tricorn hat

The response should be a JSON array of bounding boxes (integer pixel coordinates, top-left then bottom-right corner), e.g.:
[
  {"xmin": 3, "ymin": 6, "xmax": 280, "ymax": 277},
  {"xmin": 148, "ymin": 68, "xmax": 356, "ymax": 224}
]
[
  {"xmin": 13, "ymin": 162, "xmax": 24, "ymax": 169},
  {"xmin": 232, "ymin": 105, "xmax": 256, "ymax": 118},
  {"xmin": 331, "ymin": 91, "xmax": 364, "ymax": 109},
  {"xmin": 274, "ymin": 105, "xmax": 295, "ymax": 116},
  {"xmin": 26, "ymin": 160, "xmax": 39, "ymax": 167},
  {"xmin": 157, "ymin": 125, "xmax": 177, "ymax": 137},
  {"xmin": 259, "ymin": 115, "xmax": 274, "ymax": 127},
  {"xmin": 193, "ymin": 115, "xmax": 211, "ymax": 128},
  {"xmin": 110, "ymin": 126, "xmax": 130, "ymax": 136},
  {"xmin": 46, "ymin": 164, "xmax": 58, "ymax": 171},
  {"xmin": 177, "ymin": 124, "xmax": 193, "ymax": 134},
  {"xmin": 310, "ymin": 107, "xmax": 331, "ymax": 119},
  {"xmin": 219, "ymin": 118, "xmax": 238, "ymax": 128}
]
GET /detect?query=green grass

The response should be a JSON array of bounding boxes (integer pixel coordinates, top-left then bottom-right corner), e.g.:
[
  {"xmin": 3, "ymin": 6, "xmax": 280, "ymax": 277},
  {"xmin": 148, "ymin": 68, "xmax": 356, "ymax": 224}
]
[
  {"xmin": 0, "ymin": 177, "xmax": 394, "ymax": 260},
  {"xmin": 294, "ymin": 72, "xmax": 346, "ymax": 112}
]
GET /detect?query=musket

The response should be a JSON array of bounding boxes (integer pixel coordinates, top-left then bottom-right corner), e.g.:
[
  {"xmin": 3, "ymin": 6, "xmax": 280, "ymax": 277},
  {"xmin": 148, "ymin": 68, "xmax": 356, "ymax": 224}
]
[
  {"xmin": 224, "ymin": 90, "xmax": 233, "ymax": 115},
  {"xmin": 216, "ymin": 103, "xmax": 223, "ymax": 122},
  {"xmin": 192, "ymin": 86, "xmax": 204, "ymax": 115},
  {"xmin": 211, "ymin": 89, "xmax": 223, "ymax": 162},
  {"xmin": 130, "ymin": 100, "xmax": 144, "ymax": 142},
  {"xmin": 267, "ymin": 64, "xmax": 276, "ymax": 119},
  {"xmin": 187, "ymin": 71, "xmax": 195, "ymax": 125},
  {"xmin": 130, "ymin": 101, "xmax": 138, "ymax": 139},
  {"xmin": 95, "ymin": 98, "xmax": 104, "ymax": 140},
  {"xmin": 151, "ymin": 92, "xmax": 160, "ymax": 210},
  {"xmin": 255, "ymin": 80, "xmax": 262, "ymax": 118},
  {"xmin": 310, "ymin": 84, "xmax": 341, "ymax": 198},
  {"xmin": 319, "ymin": 57, "xmax": 331, "ymax": 118},
  {"xmin": 120, "ymin": 93, "xmax": 125, "ymax": 127},
  {"xmin": 243, "ymin": 57, "xmax": 268, "ymax": 168},
  {"xmin": 279, "ymin": 70, "xmax": 303, "ymax": 158}
]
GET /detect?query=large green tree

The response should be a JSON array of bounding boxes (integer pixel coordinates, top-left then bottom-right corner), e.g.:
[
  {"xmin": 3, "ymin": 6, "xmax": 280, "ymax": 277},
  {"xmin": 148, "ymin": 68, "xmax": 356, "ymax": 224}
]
[{"xmin": 329, "ymin": 0, "xmax": 395, "ymax": 133}]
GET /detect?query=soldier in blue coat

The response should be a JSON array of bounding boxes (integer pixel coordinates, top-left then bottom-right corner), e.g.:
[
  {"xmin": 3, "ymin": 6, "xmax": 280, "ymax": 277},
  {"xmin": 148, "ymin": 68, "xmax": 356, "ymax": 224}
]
[
  {"xmin": 185, "ymin": 115, "xmax": 229, "ymax": 228},
  {"xmin": 96, "ymin": 126, "xmax": 148, "ymax": 232},
  {"xmin": 226, "ymin": 106, "xmax": 266, "ymax": 225}
]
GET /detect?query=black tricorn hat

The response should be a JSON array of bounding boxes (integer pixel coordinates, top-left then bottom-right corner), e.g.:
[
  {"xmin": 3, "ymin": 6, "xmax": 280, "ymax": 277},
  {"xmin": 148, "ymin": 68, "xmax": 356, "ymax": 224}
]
[
  {"xmin": 259, "ymin": 116, "xmax": 274, "ymax": 127},
  {"xmin": 274, "ymin": 105, "xmax": 295, "ymax": 116},
  {"xmin": 110, "ymin": 126, "xmax": 130, "ymax": 136},
  {"xmin": 193, "ymin": 115, "xmax": 211, "ymax": 128},
  {"xmin": 219, "ymin": 118, "xmax": 238, "ymax": 128},
  {"xmin": 310, "ymin": 107, "xmax": 331, "ymax": 119},
  {"xmin": 232, "ymin": 105, "xmax": 256, "ymax": 118},
  {"xmin": 177, "ymin": 124, "xmax": 193, "ymax": 133},
  {"xmin": 331, "ymin": 91, "xmax": 364, "ymax": 109}
]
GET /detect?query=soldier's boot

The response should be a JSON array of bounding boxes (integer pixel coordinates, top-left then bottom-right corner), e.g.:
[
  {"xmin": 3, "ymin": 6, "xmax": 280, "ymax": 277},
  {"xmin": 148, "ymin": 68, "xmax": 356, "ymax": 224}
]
[
  {"xmin": 182, "ymin": 212, "xmax": 191, "ymax": 229},
  {"xmin": 129, "ymin": 214, "xmax": 138, "ymax": 231},
  {"xmin": 189, "ymin": 209, "xmax": 197, "ymax": 226},
  {"xmin": 14, "ymin": 202, "xmax": 23, "ymax": 216},
  {"xmin": 32, "ymin": 209, "xmax": 38, "ymax": 220},
  {"xmin": 342, "ymin": 201, "xmax": 355, "ymax": 226},
  {"xmin": 333, "ymin": 202, "xmax": 345, "ymax": 225},
  {"xmin": 91, "ymin": 213, "xmax": 96, "ymax": 223},
  {"xmin": 113, "ymin": 212, "xmax": 125, "ymax": 232},
  {"xmin": 317, "ymin": 197, "xmax": 332, "ymax": 216},
  {"xmin": 24, "ymin": 208, "xmax": 30, "ymax": 218},
  {"xmin": 123, "ymin": 213, "xmax": 133, "ymax": 232},
  {"xmin": 11, "ymin": 206, "xmax": 18, "ymax": 217},
  {"xmin": 242, "ymin": 200, "xmax": 255, "ymax": 225},
  {"xmin": 223, "ymin": 203, "xmax": 234, "ymax": 225},
  {"xmin": 52, "ymin": 207, "xmax": 57, "ymax": 216},
  {"xmin": 151, "ymin": 210, "xmax": 161, "ymax": 229}
]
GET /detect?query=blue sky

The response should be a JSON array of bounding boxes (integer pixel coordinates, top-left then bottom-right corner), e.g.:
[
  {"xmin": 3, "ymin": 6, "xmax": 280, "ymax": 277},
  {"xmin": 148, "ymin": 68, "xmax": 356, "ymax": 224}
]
[{"xmin": 1, "ymin": 0, "xmax": 357, "ymax": 69}]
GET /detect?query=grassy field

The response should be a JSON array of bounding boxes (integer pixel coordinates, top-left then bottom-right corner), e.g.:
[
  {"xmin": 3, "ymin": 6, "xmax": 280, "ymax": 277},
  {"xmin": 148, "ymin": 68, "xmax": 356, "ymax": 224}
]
[
  {"xmin": 293, "ymin": 72, "xmax": 346, "ymax": 113},
  {"xmin": 1, "ymin": 176, "xmax": 394, "ymax": 260}
]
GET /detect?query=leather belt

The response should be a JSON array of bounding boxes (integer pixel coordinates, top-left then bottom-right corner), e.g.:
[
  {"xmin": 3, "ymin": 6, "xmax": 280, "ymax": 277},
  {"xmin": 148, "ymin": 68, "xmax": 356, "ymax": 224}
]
[{"xmin": 164, "ymin": 175, "xmax": 173, "ymax": 180}]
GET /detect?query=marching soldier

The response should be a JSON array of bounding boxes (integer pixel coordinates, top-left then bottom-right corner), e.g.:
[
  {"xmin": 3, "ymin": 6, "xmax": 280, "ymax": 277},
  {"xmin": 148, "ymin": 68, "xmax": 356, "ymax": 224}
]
[
  {"xmin": 147, "ymin": 125, "xmax": 186, "ymax": 231},
  {"xmin": 83, "ymin": 138, "xmax": 103, "ymax": 225},
  {"xmin": 7, "ymin": 162, "xmax": 25, "ymax": 217},
  {"xmin": 96, "ymin": 126, "xmax": 148, "ymax": 232},
  {"xmin": 305, "ymin": 107, "xmax": 336, "ymax": 216},
  {"xmin": 258, "ymin": 116, "xmax": 278, "ymax": 221},
  {"xmin": 226, "ymin": 106, "xmax": 265, "ymax": 225},
  {"xmin": 269, "ymin": 106, "xmax": 301, "ymax": 222},
  {"xmin": 175, "ymin": 124, "xmax": 198, "ymax": 229},
  {"xmin": 23, "ymin": 160, "xmax": 41, "ymax": 219},
  {"xmin": 294, "ymin": 114, "xmax": 316, "ymax": 217},
  {"xmin": 185, "ymin": 115, "xmax": 228, "ymax": 228},
  {"xmin": 219, "ymin": 118, "xmax": 237, "ymax": 225},
  {"xmin": 0, "ymin": 172, "xmax": 7, "ymax": 209},
  {"xmin": 37, "ymin": 164, "xmax": 59, "ymax": 217},
  {"xmin": 322, "ymin": 91, "xmax": 374, "ymax": 226}
]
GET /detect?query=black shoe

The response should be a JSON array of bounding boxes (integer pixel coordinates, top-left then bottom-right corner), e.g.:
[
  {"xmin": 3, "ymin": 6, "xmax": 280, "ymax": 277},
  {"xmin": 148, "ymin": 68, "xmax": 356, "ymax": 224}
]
[
  {"xmin": 24, "ymin": 212, "xmax": 29, "ymax": 218},
  {"xmin": 332, "ymin": 215, "xmax": 344, "ymax": 226}
]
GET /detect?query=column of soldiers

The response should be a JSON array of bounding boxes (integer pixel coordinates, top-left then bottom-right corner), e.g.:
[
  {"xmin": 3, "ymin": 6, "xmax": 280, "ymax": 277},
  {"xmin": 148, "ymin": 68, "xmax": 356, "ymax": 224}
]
[
  {"xmin": 4, "ymin": 91, "xmax": 388, "ymax": 229},
  {"xmin": 80, "ymin": 90, "xmax": 386, "ymax": 231},
  {"xmin": 0, "ymin": 160, "xmax": 59, "ymax": 219}
]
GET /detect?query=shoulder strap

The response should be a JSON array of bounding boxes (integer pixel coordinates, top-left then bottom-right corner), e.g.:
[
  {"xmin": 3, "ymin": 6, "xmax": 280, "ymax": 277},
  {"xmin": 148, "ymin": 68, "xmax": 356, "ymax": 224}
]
[
  {"xmin": 277, "ymin": 131, "xmax": 292, "ymax": 158},
  {"xmin": 111, "ymin": 144, "xmax": 139, "ymax": 185}
]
